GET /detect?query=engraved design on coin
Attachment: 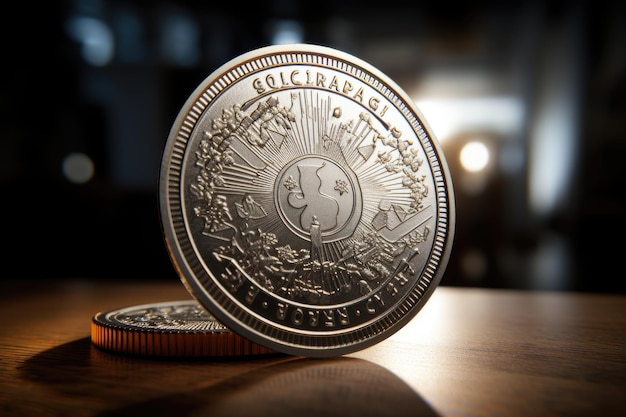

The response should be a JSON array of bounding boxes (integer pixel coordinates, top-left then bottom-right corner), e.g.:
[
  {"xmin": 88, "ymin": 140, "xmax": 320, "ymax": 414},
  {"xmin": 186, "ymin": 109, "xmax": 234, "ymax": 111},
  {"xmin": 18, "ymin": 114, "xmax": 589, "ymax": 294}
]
[
  {"xmin": 112, "ymin": 302, "xmax": 226, "ymax": 332},
  {"xmin": 91, "ymin": 301, "xmax": 277, "ymax": 357},
  {"xmin": 191, "ymin": 90, "xmax": 431, "ymax": 306},
  {"xmin": 160, "ymin": 44, "xmax": 455, "ymax": 356}
]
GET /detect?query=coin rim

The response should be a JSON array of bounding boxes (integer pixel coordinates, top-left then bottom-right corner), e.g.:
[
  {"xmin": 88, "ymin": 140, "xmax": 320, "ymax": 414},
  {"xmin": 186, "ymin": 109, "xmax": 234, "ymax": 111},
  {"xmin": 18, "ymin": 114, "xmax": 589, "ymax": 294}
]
[{"xmin": 159, "ymin": 43, "xmax": 456, "ymax": 357}]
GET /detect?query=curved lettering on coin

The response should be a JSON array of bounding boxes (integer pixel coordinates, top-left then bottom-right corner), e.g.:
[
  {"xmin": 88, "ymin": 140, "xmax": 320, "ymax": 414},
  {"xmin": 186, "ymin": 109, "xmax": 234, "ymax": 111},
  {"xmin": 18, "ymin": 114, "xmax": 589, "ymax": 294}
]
[{"xmin": 159, "ymin": 44, "xmax": 455, "ymax": 357}]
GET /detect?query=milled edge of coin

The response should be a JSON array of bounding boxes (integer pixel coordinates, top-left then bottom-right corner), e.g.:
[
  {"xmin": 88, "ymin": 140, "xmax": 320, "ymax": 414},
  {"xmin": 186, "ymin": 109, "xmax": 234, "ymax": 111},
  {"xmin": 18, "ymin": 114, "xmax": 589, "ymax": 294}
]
[
  {"xmin": 159, "ymin": 43, "xmax": 456, "ymax": 357},
  {"xmin": 91, "ymin": 300, "xmax": 278, "ymax": 358}
]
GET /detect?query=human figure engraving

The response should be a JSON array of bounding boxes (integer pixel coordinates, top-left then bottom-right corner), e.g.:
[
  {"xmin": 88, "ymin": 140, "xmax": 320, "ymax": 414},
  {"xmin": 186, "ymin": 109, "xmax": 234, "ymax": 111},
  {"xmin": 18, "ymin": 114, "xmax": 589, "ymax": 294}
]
[{"xmin": 309, "ymin": 216, "xmax": 324, "ymax": 264}]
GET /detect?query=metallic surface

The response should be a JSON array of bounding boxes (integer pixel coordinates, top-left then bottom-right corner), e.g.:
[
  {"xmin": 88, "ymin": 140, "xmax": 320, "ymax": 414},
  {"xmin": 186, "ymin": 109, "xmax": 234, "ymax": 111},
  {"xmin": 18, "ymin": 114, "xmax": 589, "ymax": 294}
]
[
  {"xmin": 91, "ymin": 300, "xmax": 276, "ymax": 357},
  {"xmin": 159, "ymin": 44, "xmax": 455, "ymax": 357}
]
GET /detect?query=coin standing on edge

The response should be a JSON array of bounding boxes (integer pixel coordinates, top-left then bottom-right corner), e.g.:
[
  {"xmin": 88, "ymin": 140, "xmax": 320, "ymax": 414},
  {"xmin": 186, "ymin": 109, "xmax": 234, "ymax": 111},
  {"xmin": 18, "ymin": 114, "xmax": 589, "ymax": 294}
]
[
  {"xmin": 91, "ymin": 300, "xmax": 277, "ymax": 357},
  {"xmin": 159, "ymin": 44, "xmax": 455, "ymax": 357}
]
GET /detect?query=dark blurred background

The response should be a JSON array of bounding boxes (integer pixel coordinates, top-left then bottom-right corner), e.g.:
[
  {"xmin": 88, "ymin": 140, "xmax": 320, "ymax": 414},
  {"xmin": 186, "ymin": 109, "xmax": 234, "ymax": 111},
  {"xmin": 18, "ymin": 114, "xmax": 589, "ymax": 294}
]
[{"xmin": 3, "ymin": 0, "xmax": 625, "ymax": 293}]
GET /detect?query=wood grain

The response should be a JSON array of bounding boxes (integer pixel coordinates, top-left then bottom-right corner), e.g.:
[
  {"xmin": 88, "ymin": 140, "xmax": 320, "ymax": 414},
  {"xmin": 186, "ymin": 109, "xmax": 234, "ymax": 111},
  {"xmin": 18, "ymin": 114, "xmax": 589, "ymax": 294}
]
[{"xmin": 1, "ymin": 279, "xmax": 624, "ymax": 416}]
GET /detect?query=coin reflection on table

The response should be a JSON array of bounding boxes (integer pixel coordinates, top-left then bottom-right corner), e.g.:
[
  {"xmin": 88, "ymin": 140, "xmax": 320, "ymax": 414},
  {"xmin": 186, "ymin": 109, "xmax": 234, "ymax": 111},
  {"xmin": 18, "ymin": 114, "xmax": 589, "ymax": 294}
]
[
  {"xmin": 95, "ymin": 357, "xmax": 438, "ymax": 417},
  {"xmin": 23, "ymin": 340, "xmax": 439, "ymax": 416}
]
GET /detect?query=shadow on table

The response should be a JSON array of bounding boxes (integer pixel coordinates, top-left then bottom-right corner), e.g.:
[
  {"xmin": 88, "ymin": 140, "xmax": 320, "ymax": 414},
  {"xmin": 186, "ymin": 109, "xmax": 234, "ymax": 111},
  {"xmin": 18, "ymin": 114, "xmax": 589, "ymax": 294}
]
[{"xmin": 19, "ymin": 338, "xmax": 440, "ymax": 417}]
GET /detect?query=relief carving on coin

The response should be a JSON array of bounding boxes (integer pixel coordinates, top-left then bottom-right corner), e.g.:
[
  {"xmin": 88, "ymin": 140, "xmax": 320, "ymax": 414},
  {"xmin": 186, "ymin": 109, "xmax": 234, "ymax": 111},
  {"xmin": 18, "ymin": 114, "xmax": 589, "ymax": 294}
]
[
  {"xmin": 188, "ymin": 83, "xmax": 432, "ymax": 307},
  {"xmin": 162, "ymin": 45, "xmax": 454, "ymax": 355},
  {"xmin": 114, "ymin": 303, "xmax": 226, "ymax": 331}
]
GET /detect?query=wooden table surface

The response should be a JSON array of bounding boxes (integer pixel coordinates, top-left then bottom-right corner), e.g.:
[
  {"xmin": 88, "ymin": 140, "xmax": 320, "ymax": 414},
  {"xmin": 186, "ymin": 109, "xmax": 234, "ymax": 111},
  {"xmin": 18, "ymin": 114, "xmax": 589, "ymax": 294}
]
[{"xmin": 1, "ymin": 278, "xmax": 624, "ymax": 417}]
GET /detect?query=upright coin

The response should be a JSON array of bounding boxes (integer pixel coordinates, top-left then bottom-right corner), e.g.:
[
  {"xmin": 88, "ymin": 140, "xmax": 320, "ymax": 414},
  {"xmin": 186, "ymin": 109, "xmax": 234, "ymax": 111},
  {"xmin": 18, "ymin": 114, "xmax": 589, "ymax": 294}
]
[{"xmin": 160, "ymin": 44, "xmax": 455, "ymax": 357}]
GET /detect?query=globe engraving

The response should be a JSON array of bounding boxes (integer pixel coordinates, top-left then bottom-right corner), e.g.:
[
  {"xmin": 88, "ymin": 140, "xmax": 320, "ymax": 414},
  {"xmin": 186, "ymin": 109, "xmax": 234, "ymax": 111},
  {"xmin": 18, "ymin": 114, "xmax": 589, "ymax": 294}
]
[{"xmin": 275, "ymin": 155, "xmax": 361, "ymax": 242}]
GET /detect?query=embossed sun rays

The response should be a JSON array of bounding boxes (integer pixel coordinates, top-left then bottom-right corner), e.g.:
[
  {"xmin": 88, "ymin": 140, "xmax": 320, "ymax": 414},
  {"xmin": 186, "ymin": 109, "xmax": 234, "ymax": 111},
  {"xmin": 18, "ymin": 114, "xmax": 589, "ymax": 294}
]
[
  {"xmin": 193, "ymin": 89, "xmax": 429, "ymax": 302},
  {"xmin": 209, "ymin": 90, "xmax": 415, "ymax": 245}
]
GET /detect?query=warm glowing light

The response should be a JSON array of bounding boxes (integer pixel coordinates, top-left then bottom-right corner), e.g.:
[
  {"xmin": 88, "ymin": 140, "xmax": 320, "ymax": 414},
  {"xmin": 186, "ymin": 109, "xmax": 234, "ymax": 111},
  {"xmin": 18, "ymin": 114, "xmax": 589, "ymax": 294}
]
[
  {"xmin": 62, "ymin": 152, "xmax": 95, "ymax": 184},
  {"xmin": 414, "ymin": 96, "xmax": 523, "ymax": 143},
  {"xmin": 460, "ymin": 141, "xmax": 489, "ymax": 173}
]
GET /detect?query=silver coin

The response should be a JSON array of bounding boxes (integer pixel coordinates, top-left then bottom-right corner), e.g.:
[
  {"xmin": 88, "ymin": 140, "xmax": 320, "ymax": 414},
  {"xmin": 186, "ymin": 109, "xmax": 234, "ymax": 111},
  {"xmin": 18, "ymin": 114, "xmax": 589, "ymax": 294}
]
[{"xmin": 159, "ymin": 44, "xmax": 455, "ymax": 357}]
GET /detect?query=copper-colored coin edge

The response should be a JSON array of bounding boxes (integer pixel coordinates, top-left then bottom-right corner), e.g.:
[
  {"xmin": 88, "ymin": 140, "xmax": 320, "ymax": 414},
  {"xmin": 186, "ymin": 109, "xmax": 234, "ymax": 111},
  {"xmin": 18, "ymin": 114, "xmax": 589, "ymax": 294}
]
[{"xmin": 91, "ymin": 300, "xmax": 277, "ymax": 358}]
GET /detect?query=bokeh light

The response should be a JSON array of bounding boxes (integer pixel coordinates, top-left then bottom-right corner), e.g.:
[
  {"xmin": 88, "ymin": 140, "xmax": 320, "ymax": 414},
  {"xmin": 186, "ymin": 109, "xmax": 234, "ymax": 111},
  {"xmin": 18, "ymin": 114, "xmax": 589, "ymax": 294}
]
[
  {"xmin": 62, "ymin": 152, "xmax": 95, "ymax": 184},
  {"xmin": 460, "ymin": 141, "xmax": 490, "ymax": 173}
]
